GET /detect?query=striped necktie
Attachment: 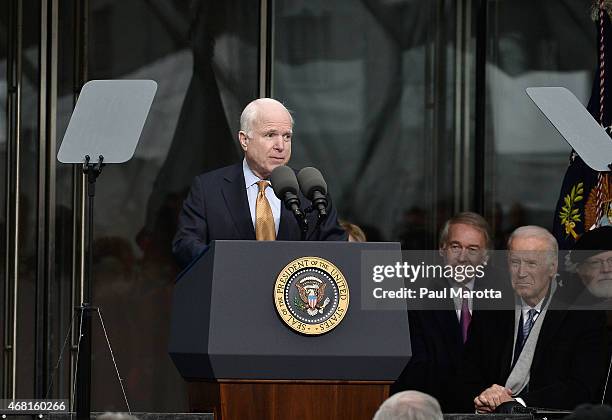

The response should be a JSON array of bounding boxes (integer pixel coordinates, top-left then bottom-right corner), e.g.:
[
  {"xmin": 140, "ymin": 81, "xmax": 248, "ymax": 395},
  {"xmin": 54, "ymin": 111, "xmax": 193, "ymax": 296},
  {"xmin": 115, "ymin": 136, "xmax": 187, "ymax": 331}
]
[{"xmin": 521, "ymin": 308, "xmax": 538, "ymax": 347}]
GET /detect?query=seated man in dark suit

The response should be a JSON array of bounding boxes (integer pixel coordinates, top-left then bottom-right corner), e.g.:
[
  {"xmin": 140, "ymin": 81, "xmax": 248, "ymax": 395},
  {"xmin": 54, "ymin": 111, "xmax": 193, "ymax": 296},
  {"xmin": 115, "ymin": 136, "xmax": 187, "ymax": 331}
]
[
  {"xmin": 393, "ymin": 212, "xmax": 493, "ymax": 410},
  {"xmin": 457, "ymin": 226, "xmax": 607, "ymax": 413},
  {"xmin": 566, "ymin": 226, "xmax": 612, "ymax": 405},
  {"xmin": 172, "ymin": 98, "xmax": 346, "ymax": 267}
]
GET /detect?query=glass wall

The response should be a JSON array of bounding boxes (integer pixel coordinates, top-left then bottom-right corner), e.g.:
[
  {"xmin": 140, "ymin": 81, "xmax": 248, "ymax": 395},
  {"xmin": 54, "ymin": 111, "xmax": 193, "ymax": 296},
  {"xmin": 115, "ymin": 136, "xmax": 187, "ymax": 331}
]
[
  {"xmin": 273, "ymin": 0, "xmax": 460, "ymax": 248},
  {"xmin": 0, "ymin": 0, "xmax": 7, "ymax": 396},
  {"xmin": 1, "ymin": 0, "xmax": 605, "ymax": 410},
  {"xmin": 86, "ymin": 0, "xmax": 259, "ymax": 411},
  {"xmin": 15, "ymin": 0, "xmax": 41, "ymax": 398},
  {"xmin": 484, "ymin": 0, "xmax": 596, "ymax": 247},
  {"xmin": 52, "ymin": 0, "xmax": 77, "ymax": 399}
]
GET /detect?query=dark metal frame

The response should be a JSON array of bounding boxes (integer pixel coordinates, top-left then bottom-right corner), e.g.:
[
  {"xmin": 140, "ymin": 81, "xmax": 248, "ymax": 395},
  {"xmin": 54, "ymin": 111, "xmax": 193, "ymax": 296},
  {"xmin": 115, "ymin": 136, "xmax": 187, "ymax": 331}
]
[
  {"xmin": 3, "ymin": 0, "xmax": 22, "ymax": 401},
  {"xmin": 259, "ymin": 0, "xmax": 273, "ymax": 97},
  {"xmin": 70, "ymin": 0, "xmax": 88, "ymax": 407},
  {"xmin": 34, "ymin": 0, "xmax": 59, "ymax": 399},
  {"xmin": 473, "ymin": 0, "xmax": 487, "ymax": 215}
]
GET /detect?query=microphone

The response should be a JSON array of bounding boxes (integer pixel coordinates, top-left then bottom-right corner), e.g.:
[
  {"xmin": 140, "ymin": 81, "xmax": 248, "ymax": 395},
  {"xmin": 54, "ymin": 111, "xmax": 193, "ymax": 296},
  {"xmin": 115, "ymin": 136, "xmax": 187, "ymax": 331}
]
[
  {"xmin": 297, "ymin": 167, "xmax": 328, "ymax": 220},
  {"xmin": 270, "ymin": 166, "xmax": 308, "ymax": 235}
]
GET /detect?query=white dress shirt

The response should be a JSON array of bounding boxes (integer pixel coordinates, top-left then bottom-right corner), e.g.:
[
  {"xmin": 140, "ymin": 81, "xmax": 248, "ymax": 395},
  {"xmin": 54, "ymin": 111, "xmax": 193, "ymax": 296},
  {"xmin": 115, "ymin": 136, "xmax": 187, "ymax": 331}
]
[{"xmin": 449, "ymin": 277, "xmax": 475, "ymax": 320}]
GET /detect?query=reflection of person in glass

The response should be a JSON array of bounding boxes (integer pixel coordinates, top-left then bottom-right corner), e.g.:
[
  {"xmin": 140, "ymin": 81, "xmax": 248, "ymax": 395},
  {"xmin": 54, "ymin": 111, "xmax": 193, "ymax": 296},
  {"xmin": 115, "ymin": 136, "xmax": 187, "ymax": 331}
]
[
  {"xmin": 572, "ymin": 226, "xmax": 612, "ymax": 299},
  {"xmin": 172, "ymin": 98, "xmax": 346, "ymax": 268}
]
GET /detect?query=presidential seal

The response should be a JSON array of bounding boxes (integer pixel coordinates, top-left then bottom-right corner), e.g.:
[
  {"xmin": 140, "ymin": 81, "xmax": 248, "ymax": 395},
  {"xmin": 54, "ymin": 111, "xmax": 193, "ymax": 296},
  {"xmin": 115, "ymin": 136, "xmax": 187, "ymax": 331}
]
[{"xmin": 274, "ymin": 256, "xmax": 349, "ymax": 335}]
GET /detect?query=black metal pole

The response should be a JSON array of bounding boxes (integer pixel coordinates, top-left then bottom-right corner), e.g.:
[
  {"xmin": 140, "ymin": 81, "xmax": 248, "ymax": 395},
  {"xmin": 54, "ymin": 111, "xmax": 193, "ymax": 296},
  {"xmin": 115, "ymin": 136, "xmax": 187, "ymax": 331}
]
[
  {"xmin": 75, "ymin": 304, "xmax": 91, "ymax": 420},
  {"xmin": 76, "ymin": 155, "xmax": 103, "ymax": 419},
  {"xmin": 473, "ymin": 0, "xmax": 488, "ymax": 214}
]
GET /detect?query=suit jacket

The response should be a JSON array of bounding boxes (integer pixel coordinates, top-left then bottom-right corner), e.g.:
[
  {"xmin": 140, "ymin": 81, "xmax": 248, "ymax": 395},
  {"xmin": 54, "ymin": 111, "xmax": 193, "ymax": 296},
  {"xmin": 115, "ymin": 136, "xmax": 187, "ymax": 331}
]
[
  {"xmin": 455, "ymin": 287, "xmax": 608, "ymax": 412},
  {"xmin": 172, "ymin": 163, "xmax": 347, "ymax": 267},
  {"xmin": 392, "ymin": 267, "xmax": 511, "ymax": 411},
  {"xmin": 391, "ymin": 304, "xmax": 464, "ymax": 410}
]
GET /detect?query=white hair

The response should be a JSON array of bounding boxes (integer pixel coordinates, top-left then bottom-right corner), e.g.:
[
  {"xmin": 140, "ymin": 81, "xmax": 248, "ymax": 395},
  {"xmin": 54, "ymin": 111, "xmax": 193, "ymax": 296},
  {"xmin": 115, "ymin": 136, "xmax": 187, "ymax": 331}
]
[
  {"xmin": 239, "ymin": 98, "xmax": 294, "ymax": 136},
  {"xmin": 373, "ymin": 391, "xmax": 443, "ymax": 420},
  {"xmin": 508, "ymin": 225, "xmax": 559, "ymax": 267},
  {"xmin": 96, "ymin": 413, "xmax": 140, "ymax": 420}
]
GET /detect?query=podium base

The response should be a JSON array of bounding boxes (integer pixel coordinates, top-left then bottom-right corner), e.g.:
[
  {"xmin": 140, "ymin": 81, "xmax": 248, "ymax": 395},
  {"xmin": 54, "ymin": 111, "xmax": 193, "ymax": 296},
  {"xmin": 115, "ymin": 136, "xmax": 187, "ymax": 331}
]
[{"xmin": 187, "ymin": 380, "xmax": 391, "ymax": 420}]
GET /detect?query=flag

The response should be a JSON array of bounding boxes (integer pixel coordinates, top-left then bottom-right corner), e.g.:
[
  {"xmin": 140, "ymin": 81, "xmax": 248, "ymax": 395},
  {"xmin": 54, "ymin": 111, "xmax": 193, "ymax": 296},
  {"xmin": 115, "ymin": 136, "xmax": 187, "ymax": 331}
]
[{"xmin": 552, "ymin": 1, "xmax": 612, "ymax": 249}]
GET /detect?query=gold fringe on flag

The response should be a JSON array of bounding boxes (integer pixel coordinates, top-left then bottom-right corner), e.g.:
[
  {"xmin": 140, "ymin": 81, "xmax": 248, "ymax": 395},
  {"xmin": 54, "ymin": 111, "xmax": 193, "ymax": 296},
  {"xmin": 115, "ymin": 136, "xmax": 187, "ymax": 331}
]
[{"xmin": 593, "ymin": 0, "xmax": 612, "ymax": 20}]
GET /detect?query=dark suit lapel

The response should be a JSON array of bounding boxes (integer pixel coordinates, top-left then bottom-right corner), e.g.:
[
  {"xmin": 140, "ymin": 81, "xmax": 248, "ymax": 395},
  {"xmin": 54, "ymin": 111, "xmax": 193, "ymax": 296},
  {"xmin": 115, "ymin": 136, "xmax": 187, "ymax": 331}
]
[
  {"xmin": 435, "ymin": 309, "xmax": 462, "ymax": 349},
  {"xmin": 500, "ymin": 311, "xmax": 517, "ymax": 380},
  {"xmin": 221, "ymin": 163, "xmax": 256, "ymax": 240}
]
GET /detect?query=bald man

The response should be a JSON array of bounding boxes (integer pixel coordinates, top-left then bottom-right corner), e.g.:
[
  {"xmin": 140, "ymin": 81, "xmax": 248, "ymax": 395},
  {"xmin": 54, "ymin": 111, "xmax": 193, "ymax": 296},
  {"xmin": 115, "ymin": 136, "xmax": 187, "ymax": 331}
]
[{"xmin": 172, "ymin": 98, "xmax": 347, "ymax": 267}]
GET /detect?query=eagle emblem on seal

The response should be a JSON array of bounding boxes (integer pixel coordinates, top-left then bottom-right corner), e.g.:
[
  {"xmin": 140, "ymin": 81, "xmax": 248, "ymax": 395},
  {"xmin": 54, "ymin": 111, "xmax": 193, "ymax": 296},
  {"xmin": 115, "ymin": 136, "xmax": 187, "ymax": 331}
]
[{"xmin": 294, "ymin": 276, "xmax": 331, "ymax": 316}]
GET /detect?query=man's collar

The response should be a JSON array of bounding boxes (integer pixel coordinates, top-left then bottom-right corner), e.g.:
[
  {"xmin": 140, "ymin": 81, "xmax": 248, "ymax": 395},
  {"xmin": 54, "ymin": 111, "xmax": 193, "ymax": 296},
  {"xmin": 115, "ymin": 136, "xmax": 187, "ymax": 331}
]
[
  {"xmin": 243, "ymin": 158, "xmax": 265, "ymax": 188},
  {"xmin": 521, "ymin": 298, "xmax": 544, "ymax": 313},
  {"xmin": 520, "ymin": 282, "xmax": 553, "ymax": 312},
  {"xmin": 448, "ymin": 277, "xmax": 475, "ymax": 290}
]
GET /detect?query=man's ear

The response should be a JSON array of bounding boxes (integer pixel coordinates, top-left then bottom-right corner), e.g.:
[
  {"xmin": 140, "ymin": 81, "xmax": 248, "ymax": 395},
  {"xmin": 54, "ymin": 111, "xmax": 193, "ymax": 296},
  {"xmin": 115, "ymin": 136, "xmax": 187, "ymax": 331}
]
[
  {"xmin": 238, "ymin": 131, "xmax": 248, "ymax": 151},
  {"xmin": 482, "ymin": 251, "xmax": 490, "ymax": 266},
  {"xmin": 550, "ymin": 261, "xmax": 559, "ymax": 279}
]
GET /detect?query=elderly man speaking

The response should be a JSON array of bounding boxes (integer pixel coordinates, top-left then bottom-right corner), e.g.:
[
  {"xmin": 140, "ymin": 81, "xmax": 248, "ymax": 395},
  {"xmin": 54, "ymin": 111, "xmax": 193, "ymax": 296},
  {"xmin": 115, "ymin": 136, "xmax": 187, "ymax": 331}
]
[
  {"xmin": 456, "ymin": 226, "xmax": 608, "ymax": 413},
  {"xmin": 172, "ymin": 98, "xmax": 346, "ymax": 268}
]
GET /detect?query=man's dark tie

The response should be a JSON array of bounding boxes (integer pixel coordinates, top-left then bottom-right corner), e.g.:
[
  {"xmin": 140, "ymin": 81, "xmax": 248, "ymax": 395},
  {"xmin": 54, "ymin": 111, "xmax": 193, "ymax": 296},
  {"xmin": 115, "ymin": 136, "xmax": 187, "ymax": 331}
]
[
  {"xmin": 513, "ymin": 308, "xmax": 538, "ymax": 365},
  {"xmin": 521, "ymin": 309, "xmax": 537, "ymax": 346},
  {"xmin": 459, "ymin": 290, "xmax": 471, "ymax": 343}
]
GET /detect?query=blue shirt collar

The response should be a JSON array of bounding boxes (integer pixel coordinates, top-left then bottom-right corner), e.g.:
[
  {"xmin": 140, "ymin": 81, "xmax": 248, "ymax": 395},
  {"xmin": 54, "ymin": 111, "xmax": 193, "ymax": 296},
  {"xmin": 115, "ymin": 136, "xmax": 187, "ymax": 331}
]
[{"xmin": 242, "ymin": 158, "xmax": 266, "ymax": 189}]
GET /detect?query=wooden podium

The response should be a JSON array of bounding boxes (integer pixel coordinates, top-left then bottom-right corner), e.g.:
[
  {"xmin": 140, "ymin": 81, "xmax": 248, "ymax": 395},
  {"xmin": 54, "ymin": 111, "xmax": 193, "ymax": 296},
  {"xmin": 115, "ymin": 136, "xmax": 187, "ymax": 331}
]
[
  {"xmin": 187, "ymin": 381, "xmax": 390, "ymax": 420},
  {"xmin": 169, "ymin": 241, "xmax": 409, "ymax": 420}
]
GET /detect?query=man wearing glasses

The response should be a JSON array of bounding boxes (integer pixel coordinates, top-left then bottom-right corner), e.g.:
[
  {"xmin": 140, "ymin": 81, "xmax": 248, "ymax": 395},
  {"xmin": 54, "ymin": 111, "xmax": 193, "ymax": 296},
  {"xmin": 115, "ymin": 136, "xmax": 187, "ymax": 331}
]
[
  {"xmin": 393, "ymin": 212, "xmax": 492, "ymax": 411},
  {"xmin": 172, "ymin": 98, "xmax": 346, "ymax": 268},
  {"xmin": 571, "ymin": 226, "xmax": 612, "ymax": 300}
]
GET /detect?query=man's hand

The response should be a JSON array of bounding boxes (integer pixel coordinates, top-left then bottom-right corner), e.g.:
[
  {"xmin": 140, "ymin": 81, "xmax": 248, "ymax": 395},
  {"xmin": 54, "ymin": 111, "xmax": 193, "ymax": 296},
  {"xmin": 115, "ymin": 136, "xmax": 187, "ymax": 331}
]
[{"xmin": 474, "ymin": 384, "xmax": 514, "ymax": 413}]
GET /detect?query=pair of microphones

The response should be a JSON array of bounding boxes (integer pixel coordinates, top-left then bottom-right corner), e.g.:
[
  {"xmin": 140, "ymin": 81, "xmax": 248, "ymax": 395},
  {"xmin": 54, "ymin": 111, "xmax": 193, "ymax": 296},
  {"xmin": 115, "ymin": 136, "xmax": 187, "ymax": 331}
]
[{"xmin": 269, "ymin": 166, "xmax": 329, "ymax": 237}]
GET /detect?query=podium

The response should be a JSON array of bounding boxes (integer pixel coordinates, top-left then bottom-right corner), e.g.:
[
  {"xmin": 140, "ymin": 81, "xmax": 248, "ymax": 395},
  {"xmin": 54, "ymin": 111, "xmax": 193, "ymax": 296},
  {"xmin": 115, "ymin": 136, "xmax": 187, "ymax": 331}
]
[{"xmin": 169, "ymin": 241, "xmax": 410, "ymax": 420}]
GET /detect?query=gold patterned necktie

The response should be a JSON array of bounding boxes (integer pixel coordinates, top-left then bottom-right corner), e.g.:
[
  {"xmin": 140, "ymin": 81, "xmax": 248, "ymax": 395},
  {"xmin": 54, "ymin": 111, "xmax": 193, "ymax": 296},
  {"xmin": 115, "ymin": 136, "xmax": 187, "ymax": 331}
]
[{"xmin": 255, "ymin": 180, "xmax": 276, "ymax": 240}]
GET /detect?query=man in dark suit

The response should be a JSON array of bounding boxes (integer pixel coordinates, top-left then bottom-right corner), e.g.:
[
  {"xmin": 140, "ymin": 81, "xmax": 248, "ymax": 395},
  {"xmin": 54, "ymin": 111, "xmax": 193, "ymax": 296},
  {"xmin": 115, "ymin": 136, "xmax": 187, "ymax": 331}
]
[
  {"xmin": 392, "ymin": 212, "xmax": 493, "ymax": 410},
  {"xmin": 458, "ymin": 226, "xmax": 607, "ymax": 413},
  {"xmin": 172, "ymin": 98, "xmax": 346, "ymax": 267}
]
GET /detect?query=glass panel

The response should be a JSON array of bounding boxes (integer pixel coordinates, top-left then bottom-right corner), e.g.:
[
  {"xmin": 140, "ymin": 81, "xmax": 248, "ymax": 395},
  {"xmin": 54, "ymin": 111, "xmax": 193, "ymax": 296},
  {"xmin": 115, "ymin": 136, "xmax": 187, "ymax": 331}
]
[
  {"xmin": 16, "ymin": 0, "xmax": 41, "ymax": 398},
  {"xmin": 272, "ymin": 0, "xmax": 458, "ymax": 248},
  {"xmin": 87, "ymin": 0, "xmax": 258, "ymax": 411},
  {"xmin": 484, "ymin": 0, "xmax": 596, "ymax": 246},
  {"xmin": 51, "ymin": 0, "xmax": 77, "ymax": 398},
  {"xmin": 0, "ymin": 0, "xmax": 7, "ymax": 392}
]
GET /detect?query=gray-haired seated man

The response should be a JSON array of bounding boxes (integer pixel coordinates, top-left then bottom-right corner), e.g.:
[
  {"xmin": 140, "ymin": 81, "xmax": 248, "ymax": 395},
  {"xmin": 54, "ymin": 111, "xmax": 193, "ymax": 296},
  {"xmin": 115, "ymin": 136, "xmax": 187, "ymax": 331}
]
[
  {"xmin": 373, "ymin": 391, "xmax": 443, "ymax": 420},
  {"xmin": 455, "ymin": 226, "xmax": 608, "ymax": 413},
  {"xmin": 568, "ymin": 226, "xmax": 612, "ymax": 301}
]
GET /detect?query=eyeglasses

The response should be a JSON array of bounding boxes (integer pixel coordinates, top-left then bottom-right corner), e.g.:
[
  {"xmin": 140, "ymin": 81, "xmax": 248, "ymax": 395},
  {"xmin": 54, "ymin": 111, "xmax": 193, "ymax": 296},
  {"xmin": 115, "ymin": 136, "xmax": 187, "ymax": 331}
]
[
  {"xmin": 581, "ymin": 257, "xmax": 612, "ymax": 272},
  {"xmin": 446, "ymin": 243, "xmax": 482, "ymax": 256}
]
